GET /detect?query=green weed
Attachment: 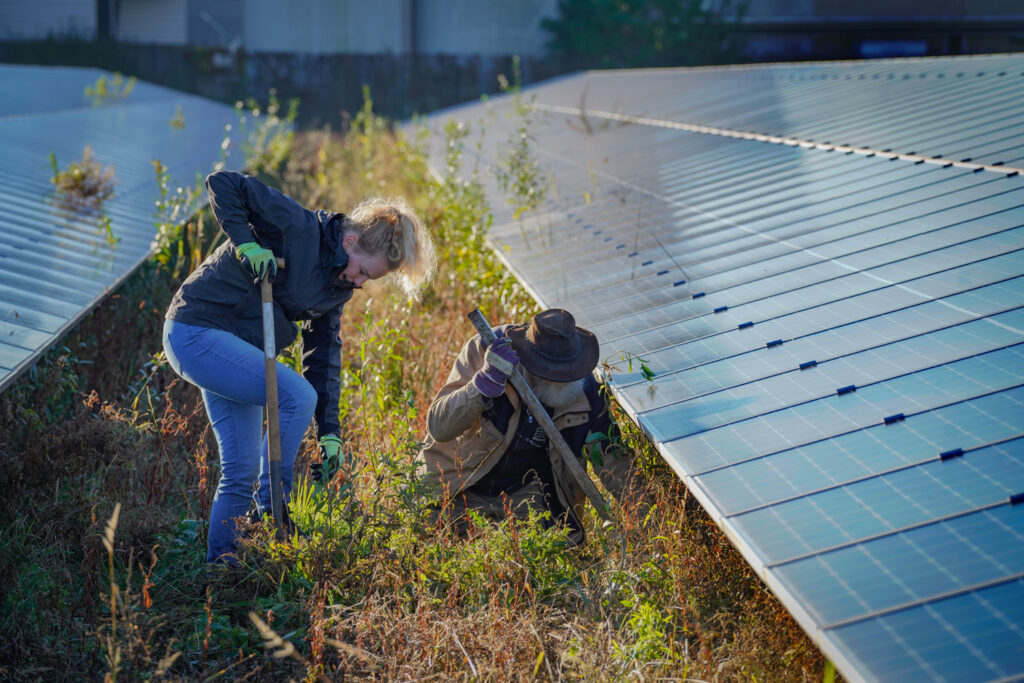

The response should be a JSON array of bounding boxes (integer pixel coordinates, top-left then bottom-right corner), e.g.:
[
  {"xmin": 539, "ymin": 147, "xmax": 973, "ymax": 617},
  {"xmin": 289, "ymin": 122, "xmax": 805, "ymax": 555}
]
[
  {"xmin": 49, "ymin": 145, "xmax": 116, "ymax": 209},
  {"xmin": 85, "ymin": 71, "xmax": 136, "ymax": 106},
  {"xmin": 493, "ymin": 57, "xmax": 549, "ymax": 220},
  {"xmin": 149, "ymin": 159, "xmax": 214, "ymax": 279},
  {"xmin": 236, "ymin": 89, "xmax": 300, "ymax": 182}
]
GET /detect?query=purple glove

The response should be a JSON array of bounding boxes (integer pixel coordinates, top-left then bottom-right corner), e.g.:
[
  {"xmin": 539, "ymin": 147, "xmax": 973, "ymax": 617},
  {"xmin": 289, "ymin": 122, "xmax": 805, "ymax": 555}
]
[{"xmin": 472, "ymin": 332, "xmax": 519, "ymax": 398}]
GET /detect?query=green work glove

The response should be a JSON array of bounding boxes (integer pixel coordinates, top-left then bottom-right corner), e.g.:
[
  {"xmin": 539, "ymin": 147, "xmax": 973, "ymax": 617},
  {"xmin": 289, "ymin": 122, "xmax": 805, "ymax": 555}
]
[
  {"xmin": 312, "ymin": 434, "xmax": 348, "ymax": 485},
  {"xmin": 235, "ymin": 241, "xmax": 277, "ymax": 279}
]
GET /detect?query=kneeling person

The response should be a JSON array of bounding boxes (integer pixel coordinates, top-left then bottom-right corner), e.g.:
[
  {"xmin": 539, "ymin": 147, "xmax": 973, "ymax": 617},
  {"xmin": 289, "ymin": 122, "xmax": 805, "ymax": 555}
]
[{"xmin": 416, "ymin": 309, "xmax": 632, "ymax": 543}]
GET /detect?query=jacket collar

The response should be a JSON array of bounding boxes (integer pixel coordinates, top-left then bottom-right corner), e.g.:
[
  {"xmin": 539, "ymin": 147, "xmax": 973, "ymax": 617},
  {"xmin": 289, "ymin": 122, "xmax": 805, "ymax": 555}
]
[
  {"xmin": 318, "ymin": 211, "xmax": 350, "ymax": 271},
  {"xmin": 318, "ymin": 211, "xmax": 356, "ymax": 295}
]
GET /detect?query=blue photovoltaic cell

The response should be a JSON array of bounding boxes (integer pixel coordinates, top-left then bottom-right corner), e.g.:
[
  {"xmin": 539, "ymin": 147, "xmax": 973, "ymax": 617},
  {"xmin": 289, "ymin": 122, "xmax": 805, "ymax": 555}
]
[
  {"xmin": 532, "ymin": 172, "xmax": 1019, "ymax": 313},
  {"xmin": 588, "ymin": 235, "xmax": 1024, "ymax": 343},
  {"xmin": 567, "ymin": 181, "xmax": 1023, "ymax": 314},
  {"xmin": 772, "ymin": 495, "xmax": 1024, "ymax": 624},
  {"xmin": 733, "ymin": 439, "xmax": 1024, "ymax": 565},
  {"xmin": 615, "ymin": 278, "xmax": 1024, "ymax": 403},
  {"xmin": 602, "ymin": 259, "xmax": 1024, "ymax": 372},
  {"xmin": 696, "ymin": 387, "xmax": 1024, "ymax": 516},
  {"xmin": 666, "ymin": 272, "xmax": 1015, "ymax": 379},
  {"xmin": 416, "ymin": 54, "xmax": 1024, "ymax": 683},
  {"xmin": 830, "ymin": 580, "xmax": 1024, "ymax": 682},
  {"xmin": 643, "ymin": 311, "xmax": 1024, "ymax": 443},
  {"xmin": 665, "ymin": 344, "xmax": 1024, "ymax": 475}
]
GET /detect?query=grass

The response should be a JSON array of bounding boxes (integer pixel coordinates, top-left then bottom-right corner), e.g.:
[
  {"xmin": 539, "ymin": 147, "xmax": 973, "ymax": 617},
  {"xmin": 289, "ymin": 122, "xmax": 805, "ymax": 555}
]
[{"xmin": 0, "ymin": 94, "xmax": 830, "ymax": 681}]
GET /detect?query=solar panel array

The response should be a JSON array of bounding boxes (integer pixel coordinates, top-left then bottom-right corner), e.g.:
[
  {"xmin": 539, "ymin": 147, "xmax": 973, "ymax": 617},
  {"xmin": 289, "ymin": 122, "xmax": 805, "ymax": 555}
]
[
  {"xmin": 417, "ymin": 54, "xmax": 1024, "ymax": 682},
  {"xmin": 0, "ymin": 65, "xmax": 242, "ymax": 393}
]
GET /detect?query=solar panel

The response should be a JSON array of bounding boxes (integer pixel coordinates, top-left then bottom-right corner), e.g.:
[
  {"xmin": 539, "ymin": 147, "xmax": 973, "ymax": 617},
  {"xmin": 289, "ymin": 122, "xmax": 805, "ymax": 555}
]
[
  {"xmin": 415, "ymin": 54, "xmax": 1024, "ymax": 682},
  {"xmin": 0, "ymin": 65, "xmax": 243, "ymax": 392}
]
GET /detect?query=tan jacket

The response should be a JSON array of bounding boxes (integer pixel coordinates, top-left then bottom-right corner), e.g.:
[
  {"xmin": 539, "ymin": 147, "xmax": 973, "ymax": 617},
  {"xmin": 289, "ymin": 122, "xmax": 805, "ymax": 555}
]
[{"xmin": 416, "ymin": 328, "xmax": 599, "ymax": 524}]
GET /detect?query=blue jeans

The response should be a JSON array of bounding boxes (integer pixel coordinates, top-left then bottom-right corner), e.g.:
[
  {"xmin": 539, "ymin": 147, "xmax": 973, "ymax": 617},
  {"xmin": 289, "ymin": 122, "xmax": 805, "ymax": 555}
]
[{"xmin": 162, "ymin": 320, "xmax": 317, "ymax": 563}]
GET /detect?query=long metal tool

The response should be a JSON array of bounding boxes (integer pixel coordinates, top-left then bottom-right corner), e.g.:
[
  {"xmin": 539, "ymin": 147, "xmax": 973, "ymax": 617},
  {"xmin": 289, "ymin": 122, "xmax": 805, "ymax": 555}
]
[
  {"xmin": 261, "ymin": 258, "xmax": 287, "ymax": 539},
  {"xmin": 468, "ymin": 308, "xmax": 610, "ymax": 520}
]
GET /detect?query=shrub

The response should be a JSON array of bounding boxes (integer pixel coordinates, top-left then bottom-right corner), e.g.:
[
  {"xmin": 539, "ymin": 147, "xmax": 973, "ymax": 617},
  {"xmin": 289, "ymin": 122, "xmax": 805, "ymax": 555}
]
[{"xmin": 49, "ymin": 145, "xmax": 116, "ymax": 209}]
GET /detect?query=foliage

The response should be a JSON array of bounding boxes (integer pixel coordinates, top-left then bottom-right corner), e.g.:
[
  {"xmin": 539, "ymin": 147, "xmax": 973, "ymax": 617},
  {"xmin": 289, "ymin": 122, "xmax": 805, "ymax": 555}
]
[
  {"xmin": 49, "ymin": 145, "xmax": 116, "ymax": 208},
  {"xmin": 48, "ymin": 145, "xmax": 121, "ymax": 246},
  {"xmin": 542, "ymin": 0, "xmax": 746, "ymax": 68},
  {"xmin": 236, "ymin": 88, "xmax": 300, "ymax": 182},
  {"xmin": 85, "ymin": 71, "xmax": 136, "ymax": 106},
  {"xmin": 493, "ymin": 56, "xmax": 549, "ymax": 221},
  {"xmin": 96, "ymin": 214, "xmax": 119, "ymax": 246},
  {"xmin": 149, "ymin": 160, "xmax": 211, "ymax": 280},
  {"xmin": 431, "ymin": 119, "xmax": 535, "ymax": 320}
]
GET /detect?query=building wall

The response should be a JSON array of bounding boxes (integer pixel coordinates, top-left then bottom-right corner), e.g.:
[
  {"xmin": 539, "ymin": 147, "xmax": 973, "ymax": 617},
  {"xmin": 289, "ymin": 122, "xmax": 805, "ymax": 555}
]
[
  {"xmin": 118, "ymin": 0, "xmax": 187, "ymax": 44},
  {"xmin": 243, "ymin": 0, "xmax": 406, "ymax": 54},
  {"xmin": 187, "ymin": 0, "xmax": 245, "ymax": 49},
  {"xmin": 416, "ymin": 0, "xmax": 559, "ymax": 56},
  {"xmin": 0, "ymin": 0, "xmax": 96, "ymax": 39},
  {"xmin": 234, "ymin": 0, "xmax": 557, "ymax": 55}
]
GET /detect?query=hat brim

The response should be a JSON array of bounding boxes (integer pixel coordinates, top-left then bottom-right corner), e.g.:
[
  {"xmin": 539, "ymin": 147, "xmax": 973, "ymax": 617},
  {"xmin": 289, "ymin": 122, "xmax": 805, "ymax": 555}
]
[{"xmin": 506, "ymin": 323, "xmax": 600, "ymax": 382}]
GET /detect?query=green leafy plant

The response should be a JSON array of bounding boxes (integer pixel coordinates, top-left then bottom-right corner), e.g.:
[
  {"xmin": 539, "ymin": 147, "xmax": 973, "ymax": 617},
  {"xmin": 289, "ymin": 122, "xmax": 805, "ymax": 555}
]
[
  {"xmin": 236, "ymin": 89, "xmax": 300, "ymax": 182},
  {"xmin": 493, "ymin": 57, "xmax": 549, "ymax": 220},
  {"xmin": 49, "ymin": 146, "xmax": 117, "ymax": 209},
  {"xmin": 616, "ymin": 599, "xmax": 675, "ymax": 663},
  {"xmin": 430, "ymin": 118, "xmax": 534, "ymax": 320},
  {"xmin": 602, "ymin": 352, "xmax": 656, "ymax": 385},
  {"xmin": 96, "ymin": 214, "xmax": 120, "ymax": 246},
  {"xmin": 149, "ymin": 160, "xmax": 210, "ymax": 278},
  {"xmin": 85, "ymin": 72, "xmax": 136, "ymax": 106},
  {"xmin": 640, "ymin": 361, "xmax": 655, "ymax": 381}
]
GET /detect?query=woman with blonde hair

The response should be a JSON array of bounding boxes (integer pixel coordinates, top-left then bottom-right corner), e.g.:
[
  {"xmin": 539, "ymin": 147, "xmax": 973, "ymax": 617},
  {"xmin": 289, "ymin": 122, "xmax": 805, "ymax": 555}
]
[{"xmin": 163, "ymin": 170, "xmax": 433, "ymax": 564}]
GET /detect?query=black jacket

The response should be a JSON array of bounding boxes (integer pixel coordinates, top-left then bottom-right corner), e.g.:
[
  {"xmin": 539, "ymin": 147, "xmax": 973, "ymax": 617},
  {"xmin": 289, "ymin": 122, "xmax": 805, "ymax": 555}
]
[{"xmin": 166, "ymin": 171, "xmax": 354, "ymax": 436}]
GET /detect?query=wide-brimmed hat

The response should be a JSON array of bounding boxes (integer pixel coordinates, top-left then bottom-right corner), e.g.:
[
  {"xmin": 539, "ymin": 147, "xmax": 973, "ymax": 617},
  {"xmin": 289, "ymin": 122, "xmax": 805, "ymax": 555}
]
[{"xmin": 506, "ymin": 309, "xmax": 599, "ymax": 382}]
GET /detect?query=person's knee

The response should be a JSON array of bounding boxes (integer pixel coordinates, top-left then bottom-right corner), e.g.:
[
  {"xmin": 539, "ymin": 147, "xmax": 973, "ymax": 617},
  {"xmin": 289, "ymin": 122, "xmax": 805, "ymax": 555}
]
[
  {"xmin": 280, "ymin": 376, "xmax": 317, "ymax": 420},
  {"xmin": 296, "ymin": 380, "xmax": 317, "ymax": 418},
  {"xmin": 218, "ymin": 459, "xmax": 260, "ymax": 493}
]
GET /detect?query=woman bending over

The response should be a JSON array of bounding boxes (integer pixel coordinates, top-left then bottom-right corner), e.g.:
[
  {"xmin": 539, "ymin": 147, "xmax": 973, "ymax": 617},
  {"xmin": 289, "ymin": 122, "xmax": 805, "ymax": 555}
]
[{"xmin": 163, "ymin": 170, "xmax": 434, "ymax": 563}]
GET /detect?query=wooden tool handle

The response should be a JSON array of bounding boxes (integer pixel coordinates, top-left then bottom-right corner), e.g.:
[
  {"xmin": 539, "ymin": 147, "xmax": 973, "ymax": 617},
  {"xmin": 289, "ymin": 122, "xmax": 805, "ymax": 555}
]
[{"xmin": 262, "ymin": 270, "xmax": 285, "ymax": 539}]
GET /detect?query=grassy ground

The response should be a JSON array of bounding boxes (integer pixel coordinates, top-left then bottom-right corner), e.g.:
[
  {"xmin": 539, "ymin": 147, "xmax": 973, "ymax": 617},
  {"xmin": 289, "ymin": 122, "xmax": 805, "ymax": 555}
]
[{"xmin": 0, "ymin": 98, "xmax": 829, "ymax": 680}]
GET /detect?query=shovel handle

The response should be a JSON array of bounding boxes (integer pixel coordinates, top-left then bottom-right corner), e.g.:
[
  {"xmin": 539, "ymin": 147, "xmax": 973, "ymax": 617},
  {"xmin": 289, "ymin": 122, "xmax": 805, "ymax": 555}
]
[
  {"xmin": 468, "ymin": 308, "xmax": 610, "ymax": 520},
  {"xmin": 261, "ymin": 258, "xmax": 286, "ymax": 539}
]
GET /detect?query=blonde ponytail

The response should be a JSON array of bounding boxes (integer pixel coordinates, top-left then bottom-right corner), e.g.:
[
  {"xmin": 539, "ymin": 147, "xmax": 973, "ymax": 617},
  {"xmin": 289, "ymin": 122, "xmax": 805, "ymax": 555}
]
[{"xmin": 347, "ymin": 197, "xmax": 435, "ymax": 299}]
